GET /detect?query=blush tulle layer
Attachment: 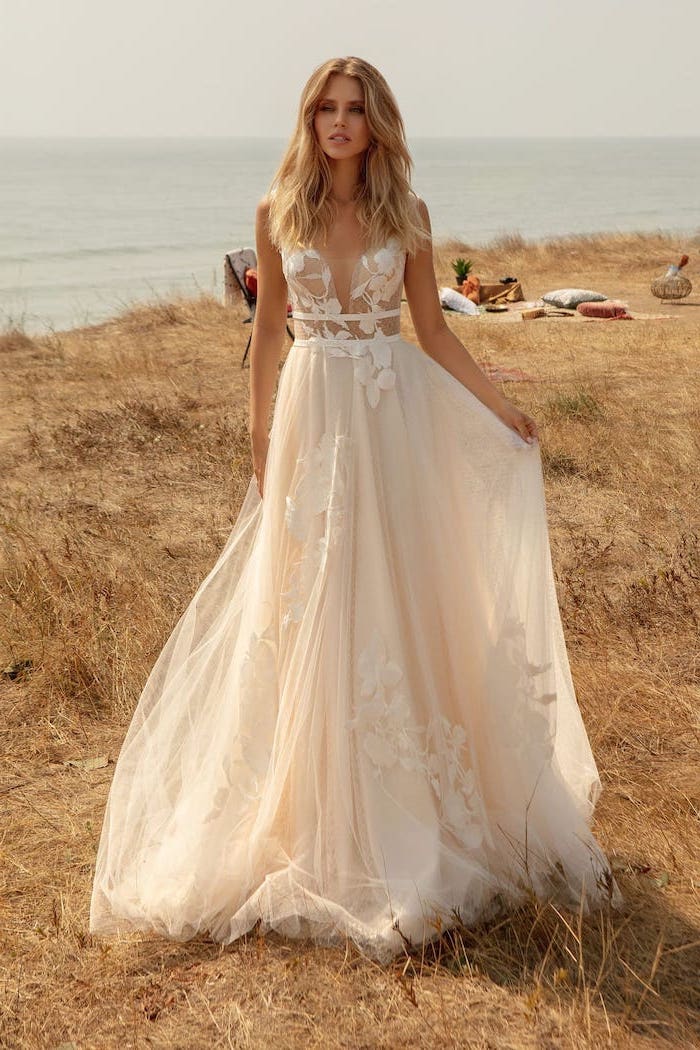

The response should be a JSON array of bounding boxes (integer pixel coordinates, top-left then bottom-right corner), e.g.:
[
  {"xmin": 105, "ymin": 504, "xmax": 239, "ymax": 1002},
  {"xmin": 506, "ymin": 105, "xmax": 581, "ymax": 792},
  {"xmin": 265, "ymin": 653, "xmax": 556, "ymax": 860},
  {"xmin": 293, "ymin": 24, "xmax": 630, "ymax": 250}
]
[{"xmin": 89, "ymin": 332, "xmax": 622, "ymax": 962}]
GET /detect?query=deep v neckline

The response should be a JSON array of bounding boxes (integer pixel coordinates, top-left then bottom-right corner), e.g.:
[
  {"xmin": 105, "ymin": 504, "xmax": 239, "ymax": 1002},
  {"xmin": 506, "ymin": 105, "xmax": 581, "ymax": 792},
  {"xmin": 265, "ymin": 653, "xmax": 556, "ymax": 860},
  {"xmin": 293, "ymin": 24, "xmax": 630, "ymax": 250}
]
[{"xmin": 310, "ymin": 247, "xmax": 367, "ymax": 315}]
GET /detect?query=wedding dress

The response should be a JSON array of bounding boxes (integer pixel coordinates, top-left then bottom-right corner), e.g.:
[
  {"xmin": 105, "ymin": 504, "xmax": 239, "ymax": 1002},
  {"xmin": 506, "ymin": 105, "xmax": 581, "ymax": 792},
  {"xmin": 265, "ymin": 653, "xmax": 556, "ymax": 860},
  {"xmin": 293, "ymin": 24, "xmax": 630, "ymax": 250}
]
[{"xmin": 89, "ymin": 233, "xmax": 623, "ymax": 961}]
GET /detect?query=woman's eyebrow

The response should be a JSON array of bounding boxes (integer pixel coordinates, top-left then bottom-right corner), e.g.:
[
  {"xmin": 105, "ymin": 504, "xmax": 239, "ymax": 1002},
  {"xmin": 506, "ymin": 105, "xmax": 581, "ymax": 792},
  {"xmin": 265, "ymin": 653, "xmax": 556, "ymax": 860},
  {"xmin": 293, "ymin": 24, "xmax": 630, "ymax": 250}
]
[{"xmin": 318, "ymin": 97, "xmax": 365, "ymax": 104}]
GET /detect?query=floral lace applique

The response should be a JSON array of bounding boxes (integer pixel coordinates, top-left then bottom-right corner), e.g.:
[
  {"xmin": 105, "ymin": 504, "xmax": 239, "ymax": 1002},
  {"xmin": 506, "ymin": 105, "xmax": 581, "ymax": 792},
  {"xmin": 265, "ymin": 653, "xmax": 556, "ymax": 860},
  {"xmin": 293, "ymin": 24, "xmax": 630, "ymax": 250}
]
[
  {"xmin": 348, "ymin": 627, "xmax": 484, "ymax": 848},
  {"xmin": 501, "ymin": 617, "xmax": 556, "ymax": 705},
  {"xmin": 281, "ymin": 238, "xmax": 405, "ymax": 410},
  {"xmin": 282, "ymin": 237, "xmax": 404, "ymax": 328},
  {"xmin": 351, "ymin": 245, "xmax": 404, "ymax": 312},
  {"xmin": 284, "ymin": 430, "xmax": 349, "ymax": 541},
  {"xmin": 203, "ymin": 616, "xmax": 277, "ymax": 822},
  {"xmin": 325, "ymin": 339, "xmax": 397, "ymax": 409},
  {"xmin": 281, "ymin": 430, "xmax": 351, "ymax": 630},
  {"xmin": 238, "ymin": 621, "xmax": 278, "ymax": 775},
  {"xmin": 280, "ymin": 541, "xmax": 324, "ymax": 631},
  {"xmin": 495, "ymin": 616, "xmax": 557, "ymax": 762}
]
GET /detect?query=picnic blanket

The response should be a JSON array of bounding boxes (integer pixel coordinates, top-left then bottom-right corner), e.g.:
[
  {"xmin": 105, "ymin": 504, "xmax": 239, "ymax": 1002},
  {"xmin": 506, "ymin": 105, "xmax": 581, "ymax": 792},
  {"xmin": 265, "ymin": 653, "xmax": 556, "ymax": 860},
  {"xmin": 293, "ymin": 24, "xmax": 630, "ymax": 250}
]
[{"xmin": 481, "ymin": 360, "xmax": 538, "ymax": 382}]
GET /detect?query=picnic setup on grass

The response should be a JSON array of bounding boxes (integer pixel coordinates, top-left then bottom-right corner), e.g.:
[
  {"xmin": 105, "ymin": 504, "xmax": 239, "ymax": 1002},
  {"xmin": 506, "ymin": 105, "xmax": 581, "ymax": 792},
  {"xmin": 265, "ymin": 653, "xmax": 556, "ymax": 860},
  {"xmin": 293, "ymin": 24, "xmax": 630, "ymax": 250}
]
[
  {"xmin": 435, "ymin": 252, "xmax": 693, "ymax": 322},
  {"xmin": 223, "ymin": 244, "xmax": 693, "ymax": 382}
]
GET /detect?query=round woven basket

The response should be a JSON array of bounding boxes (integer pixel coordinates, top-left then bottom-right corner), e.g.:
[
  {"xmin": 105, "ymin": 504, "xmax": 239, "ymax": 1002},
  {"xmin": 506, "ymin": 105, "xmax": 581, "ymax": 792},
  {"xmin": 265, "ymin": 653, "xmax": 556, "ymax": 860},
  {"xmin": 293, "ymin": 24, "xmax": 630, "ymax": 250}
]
[{"xmin": 651, "ymin": 274, "xmax": 692, "ymax": 300}]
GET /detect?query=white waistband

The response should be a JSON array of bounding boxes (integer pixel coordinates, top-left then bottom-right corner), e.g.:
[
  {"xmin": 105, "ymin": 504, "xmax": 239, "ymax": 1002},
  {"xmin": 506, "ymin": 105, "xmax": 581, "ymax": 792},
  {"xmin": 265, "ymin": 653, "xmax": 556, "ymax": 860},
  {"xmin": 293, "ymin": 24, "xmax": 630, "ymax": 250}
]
[
  {"xmin": 291, "ymin": 308, "xmax": 401, "ymax": 321},
  {"xmin": 293, "ymin": 333, "xmax": 402, "ymax": 348}
]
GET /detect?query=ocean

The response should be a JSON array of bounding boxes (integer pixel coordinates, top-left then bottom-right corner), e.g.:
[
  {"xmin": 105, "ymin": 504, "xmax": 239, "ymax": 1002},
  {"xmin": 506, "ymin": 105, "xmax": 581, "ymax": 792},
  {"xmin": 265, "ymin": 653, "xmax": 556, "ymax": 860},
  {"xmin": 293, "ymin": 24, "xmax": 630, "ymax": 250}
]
[{"xmin": 1, "ymin": 136, "xmax": 699, "ymax": 335}]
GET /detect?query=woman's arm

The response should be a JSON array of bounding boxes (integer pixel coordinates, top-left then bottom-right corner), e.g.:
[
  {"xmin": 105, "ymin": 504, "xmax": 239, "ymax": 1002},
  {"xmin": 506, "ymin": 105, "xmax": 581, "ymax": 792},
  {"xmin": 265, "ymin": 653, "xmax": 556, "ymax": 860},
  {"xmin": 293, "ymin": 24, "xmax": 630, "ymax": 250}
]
[
  {"xmin": 248, "ymin": 197, "xmax": 289, "ymax": 494},
  {"xmin": 404, "ymin": 198, "xmax": 538, "ymax": 444}
]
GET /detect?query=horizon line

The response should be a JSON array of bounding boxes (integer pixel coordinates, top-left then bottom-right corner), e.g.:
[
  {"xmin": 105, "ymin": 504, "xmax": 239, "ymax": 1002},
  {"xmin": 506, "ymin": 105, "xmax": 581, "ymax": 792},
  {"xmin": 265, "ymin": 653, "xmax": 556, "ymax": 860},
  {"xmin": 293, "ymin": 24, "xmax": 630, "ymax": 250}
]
[{"xmin": 1, "ymin": 133, "xmax": 699, "ymax": 142}]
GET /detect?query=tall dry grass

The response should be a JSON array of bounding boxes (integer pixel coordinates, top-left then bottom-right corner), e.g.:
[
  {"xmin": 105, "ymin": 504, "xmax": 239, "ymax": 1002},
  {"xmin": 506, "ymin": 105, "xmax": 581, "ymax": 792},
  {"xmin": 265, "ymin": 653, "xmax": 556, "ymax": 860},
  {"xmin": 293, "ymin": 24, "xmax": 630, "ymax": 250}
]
[{"xmin": 1, "ymin": 232, "xmax": 699, "ymax": 1048}]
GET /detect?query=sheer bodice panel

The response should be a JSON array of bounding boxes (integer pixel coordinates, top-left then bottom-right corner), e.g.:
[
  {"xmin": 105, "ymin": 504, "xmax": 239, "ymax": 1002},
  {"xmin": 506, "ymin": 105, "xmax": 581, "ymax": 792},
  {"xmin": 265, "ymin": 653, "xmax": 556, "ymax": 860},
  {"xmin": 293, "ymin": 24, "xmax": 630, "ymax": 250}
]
[{"xmin": 281, "ymin": 236, "xmax": 406, "ymax": 342}]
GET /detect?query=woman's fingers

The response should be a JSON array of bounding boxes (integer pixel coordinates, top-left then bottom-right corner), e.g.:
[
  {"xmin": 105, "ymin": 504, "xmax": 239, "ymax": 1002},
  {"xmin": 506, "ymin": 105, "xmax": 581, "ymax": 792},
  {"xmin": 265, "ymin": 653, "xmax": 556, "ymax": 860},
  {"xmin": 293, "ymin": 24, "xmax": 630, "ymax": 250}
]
[
  {"xmin": 497, "ymin": 401, "xmax": 539, "ymax": 444},
  {"xmin": 518, "ymin": 413, "xmax": 538, "ymax": 443}
]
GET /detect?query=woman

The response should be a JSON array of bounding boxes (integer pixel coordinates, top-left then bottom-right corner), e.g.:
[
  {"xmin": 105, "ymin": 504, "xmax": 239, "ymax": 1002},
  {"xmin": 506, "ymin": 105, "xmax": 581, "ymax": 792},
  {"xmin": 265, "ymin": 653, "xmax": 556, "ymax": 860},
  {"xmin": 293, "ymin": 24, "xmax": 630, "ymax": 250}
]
[{"xmin": 89, "ymin": 56, "xmax": 622, "ymax": 962}]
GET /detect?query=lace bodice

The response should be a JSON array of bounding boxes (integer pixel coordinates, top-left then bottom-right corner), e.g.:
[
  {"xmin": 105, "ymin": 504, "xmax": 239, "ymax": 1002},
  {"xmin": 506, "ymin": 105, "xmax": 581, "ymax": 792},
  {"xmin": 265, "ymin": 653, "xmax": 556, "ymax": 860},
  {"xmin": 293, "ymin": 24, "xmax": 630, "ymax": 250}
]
[{"xmin": 281, "ymin": 236, "xmax": 406, "ymax": 342}]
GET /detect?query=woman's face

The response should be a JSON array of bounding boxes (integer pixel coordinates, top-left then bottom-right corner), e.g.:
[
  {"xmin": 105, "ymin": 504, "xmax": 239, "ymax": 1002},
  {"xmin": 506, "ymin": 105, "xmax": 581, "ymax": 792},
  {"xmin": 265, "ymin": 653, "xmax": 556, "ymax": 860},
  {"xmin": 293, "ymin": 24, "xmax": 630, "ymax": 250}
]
[{"xmin": 313, "ymin": 74, "xmax": 371, "ymax": 161}]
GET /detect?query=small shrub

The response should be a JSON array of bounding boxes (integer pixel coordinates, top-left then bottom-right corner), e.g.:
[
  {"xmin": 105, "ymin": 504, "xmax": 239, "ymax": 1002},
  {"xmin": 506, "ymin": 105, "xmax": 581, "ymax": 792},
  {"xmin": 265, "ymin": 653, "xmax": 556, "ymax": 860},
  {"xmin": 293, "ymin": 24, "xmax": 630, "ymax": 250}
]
[
  {"xmin": 545, "ymin": 390, "xmax": 604, "ymax": 423},
  {"xmin": 0, "ymin": 326, "xmax": 36, "ymax": 353}
]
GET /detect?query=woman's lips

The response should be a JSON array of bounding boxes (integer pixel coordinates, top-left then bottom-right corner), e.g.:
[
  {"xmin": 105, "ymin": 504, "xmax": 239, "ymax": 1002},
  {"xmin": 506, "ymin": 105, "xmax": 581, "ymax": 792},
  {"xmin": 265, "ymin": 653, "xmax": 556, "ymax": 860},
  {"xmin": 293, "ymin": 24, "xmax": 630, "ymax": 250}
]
[{"xmin": 329, "ymin": 135, "xmax": 350, "ymax": 142}]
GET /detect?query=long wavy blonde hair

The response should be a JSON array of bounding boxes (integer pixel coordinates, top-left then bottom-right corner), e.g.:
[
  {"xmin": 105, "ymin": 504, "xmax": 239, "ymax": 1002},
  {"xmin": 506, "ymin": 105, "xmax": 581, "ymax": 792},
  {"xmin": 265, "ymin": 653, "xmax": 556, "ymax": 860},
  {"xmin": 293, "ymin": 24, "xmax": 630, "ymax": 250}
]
[{"xmin": 266, "ymin": 57, "xmax": 430, "ymax": 258}]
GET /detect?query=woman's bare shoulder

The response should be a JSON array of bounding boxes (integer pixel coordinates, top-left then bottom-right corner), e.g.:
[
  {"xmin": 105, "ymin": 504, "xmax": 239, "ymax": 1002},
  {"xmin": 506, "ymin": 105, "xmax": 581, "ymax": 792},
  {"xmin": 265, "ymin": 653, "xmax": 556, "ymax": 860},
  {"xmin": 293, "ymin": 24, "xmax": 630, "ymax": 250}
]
[
  {"xmin": 406, "ymin": 189, "xmax": 429, "ymax": 223},
  {"xmin": 410, "ymin": 190, "xmax": 428, "ymax": 213},
  {"xmin": 256, "ymin": 195, "xmax": 273, "ymax": 220},
  {"xmin": 254, "ymin": 195, "xmax": 284, "ymax": 265},
  {"xmin": 255, "ymin": 194, "xmax": 278, "ymax": 240}
]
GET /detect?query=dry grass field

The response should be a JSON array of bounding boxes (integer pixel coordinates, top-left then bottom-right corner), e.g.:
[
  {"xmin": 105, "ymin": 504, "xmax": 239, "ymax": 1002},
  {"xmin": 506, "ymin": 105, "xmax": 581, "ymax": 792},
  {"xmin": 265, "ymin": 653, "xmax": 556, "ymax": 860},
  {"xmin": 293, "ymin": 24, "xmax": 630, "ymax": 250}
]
[{"xmin": 1, "ymin": 231, "xmax": 699, "ymax": 1049}]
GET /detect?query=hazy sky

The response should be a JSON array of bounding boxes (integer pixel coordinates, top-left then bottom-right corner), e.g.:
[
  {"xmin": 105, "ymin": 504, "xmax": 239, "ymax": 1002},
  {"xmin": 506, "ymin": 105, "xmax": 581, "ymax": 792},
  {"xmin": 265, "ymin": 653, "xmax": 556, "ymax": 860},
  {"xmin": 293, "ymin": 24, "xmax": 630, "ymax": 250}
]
[{"xmin": 1, "ymin": 0, "xmax": 698, "ymax": 139}]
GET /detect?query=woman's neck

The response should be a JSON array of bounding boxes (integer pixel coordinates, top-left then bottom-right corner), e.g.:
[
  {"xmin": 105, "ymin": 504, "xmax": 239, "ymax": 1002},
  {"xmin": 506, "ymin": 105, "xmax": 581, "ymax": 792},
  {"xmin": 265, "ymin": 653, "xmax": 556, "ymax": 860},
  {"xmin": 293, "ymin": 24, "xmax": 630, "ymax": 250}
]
[{"xmin": 328, "ymin": 156, "xmax": 363, "ymax": 206}]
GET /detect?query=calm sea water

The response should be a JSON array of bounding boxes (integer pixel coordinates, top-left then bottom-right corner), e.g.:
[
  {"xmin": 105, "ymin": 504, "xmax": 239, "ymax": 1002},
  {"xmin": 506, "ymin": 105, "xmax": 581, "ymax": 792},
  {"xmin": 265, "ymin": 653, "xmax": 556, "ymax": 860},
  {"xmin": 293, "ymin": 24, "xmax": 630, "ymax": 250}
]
[{"xmin": 1, "ymin": 137, "xmax": 699, "ymax": 334}]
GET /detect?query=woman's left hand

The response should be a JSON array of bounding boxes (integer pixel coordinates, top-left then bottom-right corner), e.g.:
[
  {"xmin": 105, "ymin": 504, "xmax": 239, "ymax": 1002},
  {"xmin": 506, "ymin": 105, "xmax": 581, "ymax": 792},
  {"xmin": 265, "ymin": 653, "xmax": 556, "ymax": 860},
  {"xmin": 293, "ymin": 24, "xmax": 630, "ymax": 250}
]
[{"xmin": 496, "ymin": 400, "xmax": 539, "ymax": 444}]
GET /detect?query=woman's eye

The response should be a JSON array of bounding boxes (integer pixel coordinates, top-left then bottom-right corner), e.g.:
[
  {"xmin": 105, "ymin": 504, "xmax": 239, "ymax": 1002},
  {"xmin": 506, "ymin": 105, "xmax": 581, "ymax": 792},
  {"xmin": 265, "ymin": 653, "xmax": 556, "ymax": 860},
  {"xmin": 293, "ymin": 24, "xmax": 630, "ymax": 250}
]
[{"xmin": 318, "ymin": 104, "xmax": 364, "ymax": 113}]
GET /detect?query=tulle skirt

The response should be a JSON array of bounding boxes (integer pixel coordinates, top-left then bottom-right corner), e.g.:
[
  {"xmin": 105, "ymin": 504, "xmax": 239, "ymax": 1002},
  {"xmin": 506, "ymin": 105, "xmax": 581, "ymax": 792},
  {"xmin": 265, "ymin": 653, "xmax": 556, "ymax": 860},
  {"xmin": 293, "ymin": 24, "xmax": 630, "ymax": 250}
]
[{"xmin": 89, "ymin": 334, "xmax": 623, "ymax": 962}]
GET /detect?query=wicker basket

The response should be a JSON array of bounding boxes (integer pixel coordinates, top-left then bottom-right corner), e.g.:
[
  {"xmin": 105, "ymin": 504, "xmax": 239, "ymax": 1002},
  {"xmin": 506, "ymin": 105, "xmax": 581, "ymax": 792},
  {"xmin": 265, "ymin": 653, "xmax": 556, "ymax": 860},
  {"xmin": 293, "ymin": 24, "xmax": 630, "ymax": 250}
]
[{"xmin": 651, "ymin": 274, "xmax": 692, "ymax": 300}]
